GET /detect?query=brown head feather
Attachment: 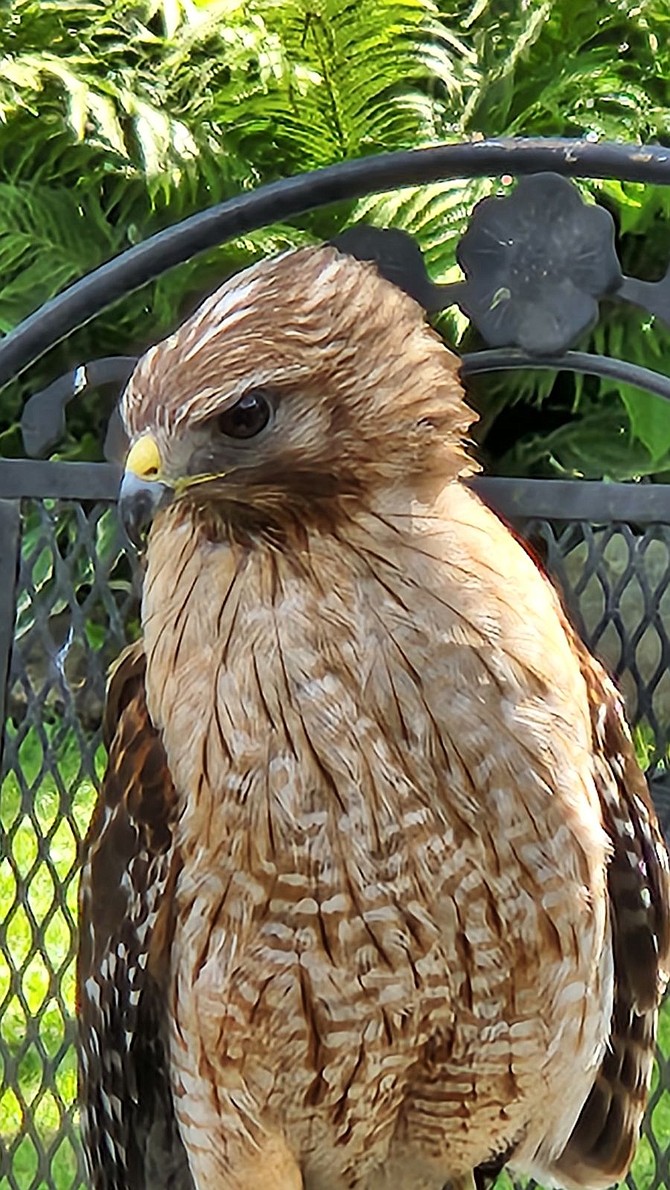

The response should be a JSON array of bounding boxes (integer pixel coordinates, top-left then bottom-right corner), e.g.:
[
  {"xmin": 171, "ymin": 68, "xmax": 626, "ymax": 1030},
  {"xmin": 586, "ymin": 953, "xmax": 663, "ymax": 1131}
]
[{"xmin": 122, "ymin": 245, "xmax": 474, "ymax": 532}]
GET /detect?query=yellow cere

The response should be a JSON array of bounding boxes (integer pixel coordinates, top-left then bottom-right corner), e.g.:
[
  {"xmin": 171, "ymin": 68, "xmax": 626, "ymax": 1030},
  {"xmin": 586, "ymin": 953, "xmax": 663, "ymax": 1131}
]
[{"xmin": 125, "ymin": 434, "xmax": 162, "ymax": 480}]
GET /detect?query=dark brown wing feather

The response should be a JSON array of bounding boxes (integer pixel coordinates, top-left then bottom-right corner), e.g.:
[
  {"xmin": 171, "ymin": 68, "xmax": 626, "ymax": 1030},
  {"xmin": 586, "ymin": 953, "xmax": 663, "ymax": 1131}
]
[
  {"xmin": 555, "ymin": 633, "xmax": 670, "ymax": 1187},
  {"xmin": 77, "ymin": 642, "xmax": 193, "ymax": 1189}
]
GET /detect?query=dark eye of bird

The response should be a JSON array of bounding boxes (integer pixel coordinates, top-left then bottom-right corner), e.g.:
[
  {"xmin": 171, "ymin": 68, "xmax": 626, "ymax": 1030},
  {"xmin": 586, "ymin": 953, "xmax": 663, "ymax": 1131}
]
[{"xmin": 216, "ymin": 389, "xmax": 272, "ymax": 440}]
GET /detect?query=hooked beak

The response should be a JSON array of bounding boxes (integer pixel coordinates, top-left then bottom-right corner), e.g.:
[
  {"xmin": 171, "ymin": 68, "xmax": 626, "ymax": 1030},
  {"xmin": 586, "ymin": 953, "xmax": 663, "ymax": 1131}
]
[{"xmin": 119, "ymin": 435, "xmax": 171, "ymax": 549}]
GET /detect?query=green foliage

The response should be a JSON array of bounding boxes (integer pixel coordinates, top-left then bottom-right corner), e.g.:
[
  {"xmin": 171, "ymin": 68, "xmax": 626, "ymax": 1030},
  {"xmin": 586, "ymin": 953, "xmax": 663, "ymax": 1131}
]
[{"xmin": 0, "ymin": 0, "xmax": 670, "ymax": 470}]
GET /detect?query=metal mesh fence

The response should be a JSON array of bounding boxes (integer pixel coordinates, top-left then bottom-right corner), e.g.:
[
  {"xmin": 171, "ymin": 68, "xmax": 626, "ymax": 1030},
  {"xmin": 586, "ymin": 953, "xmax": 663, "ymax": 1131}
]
[
  {"xmin": 1, "ymin": 490, "xmax": 670, "ymax": 1189},
  {"xmin": 526, "ymin": 518, "xmax": 670, "ymax": 835},
  {"xmin": 0, "ymin": 498, "xmax": 139, "ymax": 1190}
]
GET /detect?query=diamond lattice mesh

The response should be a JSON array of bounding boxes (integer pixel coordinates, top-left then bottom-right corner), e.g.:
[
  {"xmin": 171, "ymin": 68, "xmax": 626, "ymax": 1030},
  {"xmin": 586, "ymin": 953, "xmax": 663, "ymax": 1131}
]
[
  {"xmin": 0, "ymin": 500, "xmax": 669, "ymax": 1189},
  {"xmin": 0, "ymin": 498, "xmax": 139, "ymax": 1190}
]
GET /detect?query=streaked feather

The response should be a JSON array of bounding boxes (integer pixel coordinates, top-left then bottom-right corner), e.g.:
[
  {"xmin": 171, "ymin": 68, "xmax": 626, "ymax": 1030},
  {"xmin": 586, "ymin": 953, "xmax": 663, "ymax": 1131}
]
[{"xmin": 78, "ymin": 642, "xmax": 193, "ymax": 1189}]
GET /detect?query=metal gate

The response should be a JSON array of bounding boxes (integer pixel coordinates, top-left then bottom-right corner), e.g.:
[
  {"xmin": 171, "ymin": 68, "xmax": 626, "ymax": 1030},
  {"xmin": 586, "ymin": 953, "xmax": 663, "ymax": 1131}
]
[{"xmin": 1, "ymin": 466, "xmax": 670, "ymax": 1190}]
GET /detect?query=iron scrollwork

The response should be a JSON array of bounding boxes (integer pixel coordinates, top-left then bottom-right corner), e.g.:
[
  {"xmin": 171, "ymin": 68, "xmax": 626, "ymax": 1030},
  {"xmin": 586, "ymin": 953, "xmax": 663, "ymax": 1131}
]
[{"xmin": 16, "ymin": 143, "xmax": 670, "ymax": 460}]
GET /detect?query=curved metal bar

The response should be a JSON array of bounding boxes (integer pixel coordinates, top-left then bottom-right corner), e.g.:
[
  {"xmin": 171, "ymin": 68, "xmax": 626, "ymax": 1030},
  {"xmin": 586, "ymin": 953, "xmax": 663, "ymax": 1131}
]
[
  {"xmin": 17, "ymin": 347, "xmax": 670, "ymax": 462},
  {"xmin": 460, "ymin": 348, "xmax": 670, "ymax": 403},
  {"xmin": 21, "ymin": 357, "xmax": 137, "ymax": 457},
  {"xmin": 1, "ymin": 138, "xmax": 670, "ymax": 391}
]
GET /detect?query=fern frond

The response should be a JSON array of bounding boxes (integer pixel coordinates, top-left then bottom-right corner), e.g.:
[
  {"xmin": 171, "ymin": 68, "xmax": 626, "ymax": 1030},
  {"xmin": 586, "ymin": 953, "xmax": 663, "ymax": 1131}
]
[
  {"xmin": 0, "ymin": 182, "xmax": 121, "ymax": 333},
  {"xmin": 352, "ymin": 174, "xmax": 495, "ymax": 343}
]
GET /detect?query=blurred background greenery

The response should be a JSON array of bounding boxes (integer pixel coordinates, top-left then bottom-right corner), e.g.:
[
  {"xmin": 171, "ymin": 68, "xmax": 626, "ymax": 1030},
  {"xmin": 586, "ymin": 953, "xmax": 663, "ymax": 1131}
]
[{"xmin": 0, "ymin": 0, "xmax": 669, "ymax": 476}]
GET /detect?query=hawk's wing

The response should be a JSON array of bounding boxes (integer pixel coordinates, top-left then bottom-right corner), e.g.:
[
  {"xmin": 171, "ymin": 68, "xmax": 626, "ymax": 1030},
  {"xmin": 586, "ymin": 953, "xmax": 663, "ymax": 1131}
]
[
  {"xmin": 554, "ymin": 633, "xmax": 670, "ymax": 1187},
  {"xmin": 77, "ymin": 642, "xmax": 193, "ymax": 1189}
]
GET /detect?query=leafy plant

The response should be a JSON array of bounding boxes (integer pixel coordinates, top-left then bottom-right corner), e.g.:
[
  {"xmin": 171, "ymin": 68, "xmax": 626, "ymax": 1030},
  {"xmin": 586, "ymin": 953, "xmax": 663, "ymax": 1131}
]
[
  {"xmin": 1, "ymin": 0, "xmax": 670, "ymax": 468},
  {"xmin": 446, "ymin": 0, "xmax": 670, "ymax": 477}
]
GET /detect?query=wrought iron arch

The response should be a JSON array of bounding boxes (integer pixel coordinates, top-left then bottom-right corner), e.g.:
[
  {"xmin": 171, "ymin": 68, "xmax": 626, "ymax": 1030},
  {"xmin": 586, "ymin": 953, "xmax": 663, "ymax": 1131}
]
[{"xmin": 11, "ymin": 137, "xmax": 670, "ymax": 464}]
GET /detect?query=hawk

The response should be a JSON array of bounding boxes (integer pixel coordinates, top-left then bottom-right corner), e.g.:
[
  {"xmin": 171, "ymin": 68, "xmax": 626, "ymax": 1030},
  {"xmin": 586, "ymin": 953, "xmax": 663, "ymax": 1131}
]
[{"xmin": 78, "ymin": 243, "xmax": 670, "ymax": 1190}]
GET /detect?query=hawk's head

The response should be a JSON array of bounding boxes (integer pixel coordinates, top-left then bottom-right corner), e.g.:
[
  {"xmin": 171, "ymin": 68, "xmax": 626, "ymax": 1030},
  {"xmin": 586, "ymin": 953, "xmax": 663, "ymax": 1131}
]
[{"xmin": 120, "ymin": 244, "xmax": 474, "ymax": 543}]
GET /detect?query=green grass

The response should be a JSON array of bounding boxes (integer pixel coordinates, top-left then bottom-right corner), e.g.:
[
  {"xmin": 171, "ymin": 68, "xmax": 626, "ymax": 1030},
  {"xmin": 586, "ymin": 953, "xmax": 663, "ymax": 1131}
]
[
  {"xmin": 0, "ymin": 726, "xmax": 102, "ymax": 1190},
  {"xmin": 1, "ymin": 728, "xmax": 669, "ymax": 1189}
]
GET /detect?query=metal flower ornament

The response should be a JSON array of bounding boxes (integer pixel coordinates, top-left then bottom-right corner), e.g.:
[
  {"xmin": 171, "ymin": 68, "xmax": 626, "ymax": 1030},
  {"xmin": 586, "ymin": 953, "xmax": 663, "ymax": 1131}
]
[
  {"xmin": 455, "ymin": 173, "xmax": 623, "ymax": 354},
  {"xmin": 337, "ymin": 173, "xmax": 670, "ymax": 354},
  {"xmin": 18, "ymin": 168, "xmax": 670, "ymax": 460}
]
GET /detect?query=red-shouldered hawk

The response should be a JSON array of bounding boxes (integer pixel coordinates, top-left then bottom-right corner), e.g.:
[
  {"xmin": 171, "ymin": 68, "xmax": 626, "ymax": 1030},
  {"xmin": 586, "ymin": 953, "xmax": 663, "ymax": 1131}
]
[{"xmin": 78, "ymin": 244, "xmax": 670, "ymax": 1190}]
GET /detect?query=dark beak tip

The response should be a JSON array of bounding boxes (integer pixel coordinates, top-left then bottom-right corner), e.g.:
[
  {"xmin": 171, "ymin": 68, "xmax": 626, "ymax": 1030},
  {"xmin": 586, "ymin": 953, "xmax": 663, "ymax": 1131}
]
[{"xmin": 118, "ymin": 473, "xmax": 171, "ymax": 549}]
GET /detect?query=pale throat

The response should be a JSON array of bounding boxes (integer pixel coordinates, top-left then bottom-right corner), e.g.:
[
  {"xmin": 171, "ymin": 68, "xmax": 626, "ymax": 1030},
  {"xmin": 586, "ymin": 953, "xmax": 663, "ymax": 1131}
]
[
  {"xmin": 137, "ymin": 495, "xmax": 440, "ymax": 866},
  {"xmin": 137, "ymin": 488, "xmax": 605, "ymax": 909}
]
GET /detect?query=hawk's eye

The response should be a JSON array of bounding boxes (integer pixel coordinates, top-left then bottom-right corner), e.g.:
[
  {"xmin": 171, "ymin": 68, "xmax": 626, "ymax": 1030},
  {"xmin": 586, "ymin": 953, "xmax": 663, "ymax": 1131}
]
[{"xmin": 216, "ymin": 389, "xmax": 272, "ymax": 440}]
